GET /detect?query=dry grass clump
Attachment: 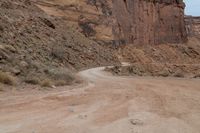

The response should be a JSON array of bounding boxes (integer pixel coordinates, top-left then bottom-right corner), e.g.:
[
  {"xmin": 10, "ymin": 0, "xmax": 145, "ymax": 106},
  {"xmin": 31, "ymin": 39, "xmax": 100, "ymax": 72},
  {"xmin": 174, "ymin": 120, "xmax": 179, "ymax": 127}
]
[
  {"xmin": 54, "ymin": 80, "xmax": 67, "ymax": 86},
  {"xmin": 158, "ymin": 70, "xmax": 169, "ymax": 77},
  {"xmin": 22, "ymin": 67, "xmax": 78, "ymax": 87},
  {"xmin": 0, "ymin": 71, "xmax": 16, "ymax": 85},
  {"xmin": 40, "ymin": 79, "xmax": 52, "ymax": 87}
]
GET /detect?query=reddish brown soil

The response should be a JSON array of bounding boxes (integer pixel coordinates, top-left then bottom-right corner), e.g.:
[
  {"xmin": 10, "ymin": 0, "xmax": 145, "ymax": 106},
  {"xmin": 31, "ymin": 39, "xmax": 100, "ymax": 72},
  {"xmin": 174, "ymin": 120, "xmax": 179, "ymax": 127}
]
[{"xmin": 0, "ymin": 67, "xmax": 200, "ymax": 133}]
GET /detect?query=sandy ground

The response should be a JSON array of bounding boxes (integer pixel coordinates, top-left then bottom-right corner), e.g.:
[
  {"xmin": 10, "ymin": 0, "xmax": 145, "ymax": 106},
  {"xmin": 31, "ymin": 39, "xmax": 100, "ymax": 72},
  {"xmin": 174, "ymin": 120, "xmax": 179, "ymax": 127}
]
[{"xmin": 0, "ymin": 67, "xmax": 200, "ymax": 133}]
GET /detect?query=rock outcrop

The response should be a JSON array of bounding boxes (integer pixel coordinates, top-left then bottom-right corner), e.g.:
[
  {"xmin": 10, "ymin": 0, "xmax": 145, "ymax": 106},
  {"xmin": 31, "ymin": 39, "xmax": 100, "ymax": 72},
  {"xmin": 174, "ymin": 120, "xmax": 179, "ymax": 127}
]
[
  {"xmin": 185, "ymin": 16, "xmax": 200, "ymax": 37},
  {"xmin": 35, "ymin": 0, "xmax": 187, "ymax": 45},
  {"xmin": 33, "ymin": 0, "xmax": 114, "ymax": 44},
  {"xmin": 112, "ymin": 0, "xmax": 187, "ymax": 45}
]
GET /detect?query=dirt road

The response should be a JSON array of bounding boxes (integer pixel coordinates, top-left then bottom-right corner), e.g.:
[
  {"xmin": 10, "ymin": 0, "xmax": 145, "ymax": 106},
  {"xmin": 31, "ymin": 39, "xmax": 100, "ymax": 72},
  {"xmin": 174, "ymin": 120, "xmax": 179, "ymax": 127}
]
[{"xmin": 0, "ymin": 67, "xmax": 200, "ymax": 133}]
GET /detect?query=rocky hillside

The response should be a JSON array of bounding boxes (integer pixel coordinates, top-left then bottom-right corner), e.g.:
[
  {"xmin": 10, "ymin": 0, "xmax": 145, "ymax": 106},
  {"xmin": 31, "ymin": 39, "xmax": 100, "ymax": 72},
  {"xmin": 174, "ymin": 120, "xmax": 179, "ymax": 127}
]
[
  {"xmin": 0, "ymin": 0, "xmax": 119, "ymax": 86},
  {"xmin": 0, "ymin": 0, "xmax": 199, "ymax": 87}
]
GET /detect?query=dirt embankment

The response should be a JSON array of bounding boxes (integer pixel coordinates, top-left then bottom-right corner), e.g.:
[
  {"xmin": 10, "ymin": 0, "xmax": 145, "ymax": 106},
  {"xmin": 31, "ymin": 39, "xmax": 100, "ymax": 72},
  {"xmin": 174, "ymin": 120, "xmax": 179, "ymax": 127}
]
[
  {"xmin": 0, "ymin": 0, "xmax": 119, "ymax": 88},
  {"xmin": 106, "ymin": 37, "xmax": 200, "ymax": 78}
]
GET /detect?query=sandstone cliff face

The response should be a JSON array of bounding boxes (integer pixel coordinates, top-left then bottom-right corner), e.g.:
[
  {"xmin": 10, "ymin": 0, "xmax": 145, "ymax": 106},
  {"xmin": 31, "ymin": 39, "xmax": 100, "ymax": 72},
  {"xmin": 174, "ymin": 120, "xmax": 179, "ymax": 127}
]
[
  {"xmin": 33, "ymin": 0, "xmax": 114, "ymax": 43},
  {"xmin": 112, "ymin": 0, "xmax": 187, "ymax": 45},
  {"xmin": 35, "ymin": 0, "xmax": 187, "ymax": 45},
  {"xmin": 185, "ymin": 16, "xmax": 200, "ymax": 37}
]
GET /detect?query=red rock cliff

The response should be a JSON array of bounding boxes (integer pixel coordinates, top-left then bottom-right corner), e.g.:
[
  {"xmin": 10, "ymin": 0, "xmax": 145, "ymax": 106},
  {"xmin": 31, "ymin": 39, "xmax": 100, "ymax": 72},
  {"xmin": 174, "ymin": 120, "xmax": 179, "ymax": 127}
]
[
  {"xmin": 35, "ymin": 0, "xmax": 187, "ymax": 45},
  {"xmin": 112, "ymin": 0, "xmax": 187, "ymax": 45}
]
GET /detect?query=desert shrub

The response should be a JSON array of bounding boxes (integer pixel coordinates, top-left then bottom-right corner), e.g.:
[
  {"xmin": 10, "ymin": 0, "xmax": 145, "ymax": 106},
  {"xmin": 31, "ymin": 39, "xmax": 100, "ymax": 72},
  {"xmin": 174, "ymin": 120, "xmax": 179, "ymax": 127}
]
[
  {"xmin": 44, "ymin": 67, "xmax": 75, "ymax": 86},
  {"xmin": 24, "ymin": 77, "xmax": 39, "ymax": 85},
  {"xmin": 158, "ymin": 69, "xmax": 169, "ymax": 77},
  {"xmin": 127, "ymin": 66, "xmax": 143, "ymax": 75},
  {"xmin": 0, "ymin": 71, "xmax": 16, "ymax": 85},
  {"xmin": 127, "ymin": 66, "xmax": 135, "ymax": 73},
  {"xmin": 55, "ymin": 80, "xmax": 68, "ymax": 86},
  {"xmin": 40, "ymin": 79, "xmax": 52, "ymax": 87},
  {"xmin": 173, "ymin": 71, "xmax": 184, "ymax": 78},
  {"xmin": 194, "ymin": 74, "xmax": 200, "ymax": 78},
  {"xmin": 126, "ymin": 65, "xmax": 144, "ymax": 76},
  {"xmin": 112, "ymin": 66, "xmax": 122, "ymax": 74}
]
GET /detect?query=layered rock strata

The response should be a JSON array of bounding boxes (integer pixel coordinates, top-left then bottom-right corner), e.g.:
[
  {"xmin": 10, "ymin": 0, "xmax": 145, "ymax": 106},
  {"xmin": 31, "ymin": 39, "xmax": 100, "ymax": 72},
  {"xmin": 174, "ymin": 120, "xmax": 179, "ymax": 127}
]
[
  {"xmin": 185, "ymin": 16, "xmax": 200, "ymax": 37},
  {"xmin": 35, "ymin": 0, "xmax": 187, "ymax": 45},
  {"xmin": 112, "ymin": 0, "xmax": 187, "ymax": 45}
]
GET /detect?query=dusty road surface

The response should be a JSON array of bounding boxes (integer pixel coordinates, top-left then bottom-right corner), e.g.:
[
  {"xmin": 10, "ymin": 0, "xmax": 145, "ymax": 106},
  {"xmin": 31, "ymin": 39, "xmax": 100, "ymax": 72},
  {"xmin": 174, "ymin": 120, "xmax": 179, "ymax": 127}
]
[{"xmin": 0, "ymin": 67, "xmax": 200, "ymax": 133}]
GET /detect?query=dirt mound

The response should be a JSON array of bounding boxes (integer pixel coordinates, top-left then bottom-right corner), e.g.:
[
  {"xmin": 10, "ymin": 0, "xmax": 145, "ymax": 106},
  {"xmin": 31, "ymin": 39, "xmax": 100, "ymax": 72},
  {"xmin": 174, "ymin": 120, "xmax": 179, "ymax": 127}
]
[{"xmin": 0, "ymin": 0, "xmax": 119, "ymax": 86}]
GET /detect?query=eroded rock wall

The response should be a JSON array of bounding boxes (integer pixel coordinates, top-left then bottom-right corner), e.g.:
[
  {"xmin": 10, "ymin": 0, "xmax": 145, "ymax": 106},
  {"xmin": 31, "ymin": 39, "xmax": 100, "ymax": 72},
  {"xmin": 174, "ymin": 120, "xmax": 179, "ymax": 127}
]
[
  {"xmin": 185, "ymin": 16, "xmax": 200, "ymax": 37},
  {"xmin": 112, "ymin": 0, "xmax": 187, "ymax": 45},
  {"xmin": 34, "ymin": 0, "xmax": 114, "ymax": 44},
  {"xmin": 35, "ymin": 0, "xmax": 187, "ymax": 45}
]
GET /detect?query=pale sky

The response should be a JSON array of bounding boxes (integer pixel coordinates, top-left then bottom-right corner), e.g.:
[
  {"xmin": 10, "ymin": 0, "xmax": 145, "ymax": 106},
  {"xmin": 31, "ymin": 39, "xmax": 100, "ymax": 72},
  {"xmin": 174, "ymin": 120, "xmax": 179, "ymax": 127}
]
[{"xmin": 184, "ymin": 0, "xmax": 200, "ymax": 16}]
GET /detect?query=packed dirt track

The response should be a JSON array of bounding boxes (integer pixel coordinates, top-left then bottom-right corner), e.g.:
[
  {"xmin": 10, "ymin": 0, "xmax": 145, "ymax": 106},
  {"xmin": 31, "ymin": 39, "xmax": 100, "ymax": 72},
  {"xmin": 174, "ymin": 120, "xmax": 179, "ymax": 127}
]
[{"xmin": 0, "ymin": 67, "xmax": 200, "ymax": 133}]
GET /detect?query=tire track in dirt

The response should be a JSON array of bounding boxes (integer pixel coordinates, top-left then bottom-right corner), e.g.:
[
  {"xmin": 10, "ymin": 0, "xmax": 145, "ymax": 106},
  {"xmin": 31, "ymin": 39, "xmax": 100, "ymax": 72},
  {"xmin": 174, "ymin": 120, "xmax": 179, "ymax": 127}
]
[{"xmin": 0, "ymin": 66, "xmax": 200, "ymax": 133}]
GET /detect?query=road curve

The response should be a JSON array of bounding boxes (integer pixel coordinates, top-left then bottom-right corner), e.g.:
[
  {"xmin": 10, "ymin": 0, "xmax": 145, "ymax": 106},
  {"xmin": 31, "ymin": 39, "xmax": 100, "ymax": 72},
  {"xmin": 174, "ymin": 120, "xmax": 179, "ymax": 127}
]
[{"xmin": 0, "ymin": 66, "xmax": 200, "ymax": 133}]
